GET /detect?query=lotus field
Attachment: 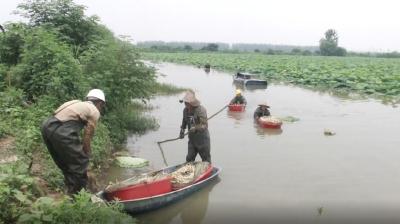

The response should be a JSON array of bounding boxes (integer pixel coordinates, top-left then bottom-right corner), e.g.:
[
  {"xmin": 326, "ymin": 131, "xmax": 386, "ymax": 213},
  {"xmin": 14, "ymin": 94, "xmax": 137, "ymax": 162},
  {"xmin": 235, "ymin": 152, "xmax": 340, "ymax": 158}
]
[{"xmin": 143, "ymin": 52, "xmax": 400, "ymax": 102}]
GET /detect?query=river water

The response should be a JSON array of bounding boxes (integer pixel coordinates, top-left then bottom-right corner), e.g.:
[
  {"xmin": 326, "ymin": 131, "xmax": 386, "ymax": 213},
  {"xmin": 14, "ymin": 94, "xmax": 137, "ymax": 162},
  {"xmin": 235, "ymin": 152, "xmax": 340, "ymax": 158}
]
[{"xmin": 108, "ymin": 62, "xmax": 400, "ymax": 223}]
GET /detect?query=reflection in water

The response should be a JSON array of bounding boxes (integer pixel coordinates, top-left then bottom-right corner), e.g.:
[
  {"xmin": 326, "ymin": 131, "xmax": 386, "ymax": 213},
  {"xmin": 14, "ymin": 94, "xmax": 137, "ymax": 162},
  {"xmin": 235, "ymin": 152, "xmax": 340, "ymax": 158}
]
[
  {"xmin": 232, "ymin": 82, "xmax": 268, "ymax": 92},
  {"xmin": 254, "ymin": 122, "xmax": 283, "ymax": 137},
  {"xmin": 138, "ymin": 178, "xmax": 220, "ymax": 224},
  {"xmin": 227, "ymin": 110, "xmax": 245, "ymax": 121}
]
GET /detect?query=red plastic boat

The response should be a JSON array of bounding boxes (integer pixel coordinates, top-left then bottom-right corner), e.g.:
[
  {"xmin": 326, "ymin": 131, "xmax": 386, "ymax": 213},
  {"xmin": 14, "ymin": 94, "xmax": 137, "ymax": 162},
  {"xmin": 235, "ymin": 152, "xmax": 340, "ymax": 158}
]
[
  {"xmin": 257, "ymin": 116, "xmax": 282, "ymax": 129},
  {"xmin": 228, "ymin": 104, "xmax": 246, "ymax": 112},
  {"xmin": 97, "ymin": 165, "xmax": 221, "ymax": 214},
  {"xmin": 104, "ymin": 162, "xmax": 213, "ymax": 201}
]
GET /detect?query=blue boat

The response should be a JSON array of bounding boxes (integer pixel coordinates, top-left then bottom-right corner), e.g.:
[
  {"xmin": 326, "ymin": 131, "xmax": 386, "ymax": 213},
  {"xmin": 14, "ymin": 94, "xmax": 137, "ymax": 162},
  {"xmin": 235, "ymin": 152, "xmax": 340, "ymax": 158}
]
[
  {"xmin": 233, "ymin": 72, "xmax": 268, "ymax": 86},
  {"xmin": 97, "ymin": 165, "xmax": 221, "ymax": 214}
]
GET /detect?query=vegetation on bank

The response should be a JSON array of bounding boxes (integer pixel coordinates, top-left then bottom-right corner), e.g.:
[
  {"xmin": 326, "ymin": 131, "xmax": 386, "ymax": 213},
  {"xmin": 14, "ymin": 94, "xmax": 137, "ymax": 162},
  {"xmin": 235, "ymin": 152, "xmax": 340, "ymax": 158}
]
[
  {"xmin": 0, "ymin": 0, "xmax": 182, "ymax": 223},
  {"xmin": 143, "ymin": 52, "xmax": 400, "ymax": 102}
]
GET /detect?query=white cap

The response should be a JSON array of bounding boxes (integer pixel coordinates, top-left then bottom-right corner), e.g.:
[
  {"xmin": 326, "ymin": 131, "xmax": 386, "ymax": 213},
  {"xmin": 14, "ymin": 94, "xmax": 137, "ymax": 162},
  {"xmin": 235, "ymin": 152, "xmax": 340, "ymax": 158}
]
[{"xmin": 86, "ymin": 89, "xmax": 105, "ymax": 102}]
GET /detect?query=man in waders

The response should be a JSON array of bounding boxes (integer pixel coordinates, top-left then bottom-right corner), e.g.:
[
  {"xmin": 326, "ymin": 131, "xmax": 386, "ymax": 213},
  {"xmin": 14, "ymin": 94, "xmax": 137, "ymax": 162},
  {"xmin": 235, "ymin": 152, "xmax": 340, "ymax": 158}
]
[
  {"xmin": 179, "ymin": 90, "xmax": 211, "ymax": 163},
  {"xmin": 41, "ymin": 89, "xmax": 105, "ymax": 195}
]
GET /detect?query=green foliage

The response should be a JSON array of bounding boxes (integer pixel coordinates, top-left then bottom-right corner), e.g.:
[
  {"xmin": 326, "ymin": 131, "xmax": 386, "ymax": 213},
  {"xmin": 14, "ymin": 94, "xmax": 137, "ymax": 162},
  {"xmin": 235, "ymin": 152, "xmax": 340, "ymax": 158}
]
[
  {"xmin": 81, "ymin": 39, "xmax": 156, "ymax": 107},
  {"xmin": 0, "ymin": 64, "xmax": 7, "ymax": 92},
  {"xmin": 13, "ymin": 28, "xmax": 83, "ymax": 102},
  {"xmin": 151, "ymin": 82, "xmax": 186, "ymax": 95},
  {"xmin": 18, "ymin": 191, "xmax": 136, "ymax": 224},
  {"xmin": 0, "ymin": 163, "xmax": 41, "ymax": 223},
  {"xmin": 81, "ymin": 38, "xmax": 157, "ymax": 143},
  {"xmin": 143, "ymin": 52, "xmax": 400, "ymax": 101},
  {"xmin": 201, "ymin": 43, "xmax": 219, "ymax": 51},
  {"xmin": 16, "ymin": 0, "xmax": 102, "ymax": 53},
  {"xmin": 91, "ymin": 123, "xmax": 112, "ymax": 169},
  {"xmin": 0, "ymin": 23, "xmax": 29, "ymax": 66},
  {"xmin": 103, "ymin": 104, "xmax": 159, "ymax": 144}
]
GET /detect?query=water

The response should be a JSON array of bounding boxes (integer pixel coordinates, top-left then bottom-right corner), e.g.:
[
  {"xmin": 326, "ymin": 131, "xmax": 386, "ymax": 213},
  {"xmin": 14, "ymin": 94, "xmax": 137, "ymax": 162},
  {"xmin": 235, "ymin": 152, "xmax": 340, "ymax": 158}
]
[{"xmin": 109, "ymin": 63, "xmax": 400, "ymax": 223}]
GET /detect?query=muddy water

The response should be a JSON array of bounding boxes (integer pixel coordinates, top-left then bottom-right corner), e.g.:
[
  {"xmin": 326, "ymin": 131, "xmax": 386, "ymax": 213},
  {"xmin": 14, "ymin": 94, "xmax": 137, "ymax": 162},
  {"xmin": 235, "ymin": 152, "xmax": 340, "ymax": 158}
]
[{"xmin": 110, "ymin": 63, "xmax": 400, "ymax": 223}]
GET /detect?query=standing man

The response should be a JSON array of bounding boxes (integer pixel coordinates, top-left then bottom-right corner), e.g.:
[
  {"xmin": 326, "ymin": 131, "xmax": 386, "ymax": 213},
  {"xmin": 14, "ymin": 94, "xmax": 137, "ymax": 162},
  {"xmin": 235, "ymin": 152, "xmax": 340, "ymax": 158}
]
[
  {"xmin": 179, "ymin": 90, "xmax": 211, "ymax": 163},
  {"xmin": 253, "ymin": 102, "xmax": 271, "ymax": 120},
  {"xmin": 41, "ymin": 89, "xmax": 105, "ymax": 195}
]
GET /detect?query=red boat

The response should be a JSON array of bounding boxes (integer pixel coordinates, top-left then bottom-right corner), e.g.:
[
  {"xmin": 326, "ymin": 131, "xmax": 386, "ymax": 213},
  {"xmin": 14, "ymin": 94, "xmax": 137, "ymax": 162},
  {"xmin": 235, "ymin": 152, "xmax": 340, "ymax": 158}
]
[
  {"xmin": 104, "ymin": 162, "xmax": 213, "ymax": 201},
  {"xmin": 257, "ymin": 116, "xmax": 282, "ymax": 129},
  {"xmin": 228, "ymin": 104, "xmax": 246, "ymax": 112}
]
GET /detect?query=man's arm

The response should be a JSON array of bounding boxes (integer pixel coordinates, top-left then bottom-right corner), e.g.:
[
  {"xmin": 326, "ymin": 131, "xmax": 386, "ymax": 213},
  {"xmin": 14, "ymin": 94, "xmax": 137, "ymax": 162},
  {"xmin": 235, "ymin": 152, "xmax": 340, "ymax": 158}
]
[{"xmin": 83, "ymin": 120, "xmax": 96, "ymax": 155}]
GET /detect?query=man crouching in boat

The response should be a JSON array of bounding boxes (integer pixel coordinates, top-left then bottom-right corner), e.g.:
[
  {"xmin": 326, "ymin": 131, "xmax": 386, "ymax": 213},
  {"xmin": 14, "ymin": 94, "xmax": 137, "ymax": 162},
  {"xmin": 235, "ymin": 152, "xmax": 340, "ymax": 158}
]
[
  {"xmin": 179, "ymin": 90, "xmax": 211, "ymax": 163},
  {"xmin": 254, "ymin": 102, "xmax": 271, "ymax": 120}
]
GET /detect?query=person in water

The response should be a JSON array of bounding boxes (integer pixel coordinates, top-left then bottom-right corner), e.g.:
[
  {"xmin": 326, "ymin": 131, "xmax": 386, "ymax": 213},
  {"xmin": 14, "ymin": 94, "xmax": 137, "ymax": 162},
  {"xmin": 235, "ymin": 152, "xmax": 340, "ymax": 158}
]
[
  {"xmin": 253, "ymin": 102, "xmax": 271, "ymax": 119},
  {"xmin": 179, "ymin": 90, "xmax": 211, "ymax": 163},
  {"xmin": 230, "ymin": 89, "xmax": 247, "ymax": 105}
]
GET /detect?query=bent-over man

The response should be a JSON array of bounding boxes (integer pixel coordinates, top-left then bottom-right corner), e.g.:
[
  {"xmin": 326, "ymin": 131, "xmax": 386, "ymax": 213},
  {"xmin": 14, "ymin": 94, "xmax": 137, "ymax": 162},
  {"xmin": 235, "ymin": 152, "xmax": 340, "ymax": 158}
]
[{"xmin": 41, "ymin": 89, "xmax": 105, "ymax": 195}]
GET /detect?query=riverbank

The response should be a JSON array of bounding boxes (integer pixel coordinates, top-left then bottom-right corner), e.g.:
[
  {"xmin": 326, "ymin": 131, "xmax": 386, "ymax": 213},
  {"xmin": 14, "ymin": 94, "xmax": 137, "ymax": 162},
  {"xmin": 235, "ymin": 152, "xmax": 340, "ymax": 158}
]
[{"xmin": 0, "ymin": 82, "xmax": 185, "ymax": 223}]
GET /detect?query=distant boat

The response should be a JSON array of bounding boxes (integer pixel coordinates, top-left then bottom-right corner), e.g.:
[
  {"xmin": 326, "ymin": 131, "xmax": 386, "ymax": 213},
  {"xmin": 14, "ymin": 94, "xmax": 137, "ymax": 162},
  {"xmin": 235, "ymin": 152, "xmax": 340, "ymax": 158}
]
[
  {"xmin": 97, "ymin": 163, "xmax": 221, "ymax": 214},
  {"xmin": 233, "ymin": 72, "xmax": 268, "ymax": 86}
]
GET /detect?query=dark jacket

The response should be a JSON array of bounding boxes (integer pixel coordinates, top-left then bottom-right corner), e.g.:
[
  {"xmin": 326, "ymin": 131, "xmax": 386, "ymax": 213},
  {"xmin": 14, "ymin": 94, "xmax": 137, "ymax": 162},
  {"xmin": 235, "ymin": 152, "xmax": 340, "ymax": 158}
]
[
  {"xmin": 253, "ymin": 106, "xmax": 270, "ymax": 119},
  {"xmin": 230, "ymin": 95, "xmax": 247, "ymax": 105}
]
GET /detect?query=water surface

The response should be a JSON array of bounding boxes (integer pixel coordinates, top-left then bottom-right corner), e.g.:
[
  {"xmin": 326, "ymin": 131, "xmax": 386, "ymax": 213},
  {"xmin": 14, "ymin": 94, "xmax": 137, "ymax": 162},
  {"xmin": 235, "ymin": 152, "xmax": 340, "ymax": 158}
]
[{"xmin": 112, "ymin": 63, "xmax": 400, "ymax": 223}]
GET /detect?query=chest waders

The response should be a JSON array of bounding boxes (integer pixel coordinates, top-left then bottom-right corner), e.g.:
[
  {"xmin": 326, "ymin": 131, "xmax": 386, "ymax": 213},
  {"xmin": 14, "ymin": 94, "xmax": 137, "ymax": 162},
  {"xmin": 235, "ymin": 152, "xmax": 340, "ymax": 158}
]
[
  {"xmin": 184, "ymin": 108, "xmax": 211, "ymax": 163},
  {"xmin": 41, "ymin": 117, "xmax": 89, "ymax": 195}
]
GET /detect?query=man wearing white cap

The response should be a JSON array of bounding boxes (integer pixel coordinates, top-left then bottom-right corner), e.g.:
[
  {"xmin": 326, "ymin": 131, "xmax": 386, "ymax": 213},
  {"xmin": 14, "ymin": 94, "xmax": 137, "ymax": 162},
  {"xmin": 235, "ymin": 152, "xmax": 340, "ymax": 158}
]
[
  {"xmin": 41, "ymin": 89, "xmax": 106, "ymax": 195},
  {"xmin": 179, "ymin": 90, "xmax": 211, "ymax": 163}
]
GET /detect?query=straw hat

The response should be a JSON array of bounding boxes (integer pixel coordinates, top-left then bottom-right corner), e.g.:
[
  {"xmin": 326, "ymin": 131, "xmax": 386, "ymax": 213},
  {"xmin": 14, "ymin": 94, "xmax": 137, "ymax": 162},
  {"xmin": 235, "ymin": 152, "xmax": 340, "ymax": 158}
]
[
  {"xmin": 182, "ymin": 90, "xmax": 200, "ymax": 107},
  {"xmin": 235, "ymin": 89, "xmax": 242, "ymax": 95},
  {"xmin": 258, "ymin": 102, "xmax": 270, "ymax": 108}
]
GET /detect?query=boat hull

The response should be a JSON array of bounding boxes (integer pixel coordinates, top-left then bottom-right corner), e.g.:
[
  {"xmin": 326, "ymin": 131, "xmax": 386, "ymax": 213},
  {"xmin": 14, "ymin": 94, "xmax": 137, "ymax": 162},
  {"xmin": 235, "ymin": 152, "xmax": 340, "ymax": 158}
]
[
  {"xmin": 259, "ymin": 121, "xmax": 282, "ymax": 129},
  {"xmin": 228, "ymin": 104, "xmax": 246, "ymax": 112},
  {"xmin": 258, "ymin": 119, "xmax": 282, "ymax": 129},
  {"xmin": 98, "ymin": 166, "xmax": 221, "ymax": 214}
]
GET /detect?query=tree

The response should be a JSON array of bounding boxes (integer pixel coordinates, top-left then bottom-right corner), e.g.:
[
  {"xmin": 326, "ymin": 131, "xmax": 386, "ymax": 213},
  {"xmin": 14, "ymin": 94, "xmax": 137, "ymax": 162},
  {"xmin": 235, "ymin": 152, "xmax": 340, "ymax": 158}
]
[
  {"xmin": 0, "ymin": 23, "xmax": 29, "ymax": 65},
  {"xmin": 13, "ymin": 28, "xmax": 83, "ymax": 101},
  {"xmin": 16, "ymin": 0, "xmax": 103, "ymax": 54},
  {"xmin": 201, "ymin": 43, "xmax": 219, "ymax": 51},
  {"xmin": 183, "ymin": 45, "xmax": 192, "ymax": 51},
  {"xmin": 291, "ymin": 48, "xmax": 301, "ymax": 55},
  {"xmin": 319, "ymin": 29, "xmax": 346, "ymax": 56}
]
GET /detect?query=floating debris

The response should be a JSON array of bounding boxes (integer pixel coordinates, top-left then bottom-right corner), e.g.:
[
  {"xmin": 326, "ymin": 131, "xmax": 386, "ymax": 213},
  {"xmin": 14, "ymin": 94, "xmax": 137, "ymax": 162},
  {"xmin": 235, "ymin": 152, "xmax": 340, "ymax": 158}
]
[
  {"xmin": 324, "ymin": 129, "xmax": 336, "ymax": 136},
  {"xmin": 279, "ymin": 116, "xmax": 300, "ymax": 123},
  {"xmin": 115, "ymin": 156, "xmax": 149, "ymax": 168},
  {"xmin": 317, "ymin": 206, "xmax": 324, "ymax": 216}
]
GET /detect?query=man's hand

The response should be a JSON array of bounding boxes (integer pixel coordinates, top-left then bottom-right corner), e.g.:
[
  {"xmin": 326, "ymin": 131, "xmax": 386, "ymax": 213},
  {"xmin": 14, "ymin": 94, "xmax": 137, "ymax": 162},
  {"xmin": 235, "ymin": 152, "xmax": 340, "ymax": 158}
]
[
  {"xmin": 179, "ymin": 129, "xmax": 185, "ymax": 139},
  {"xmin": 189, "ymin": 126, "xmax": 196, "ymax": 133},
  {"xmin": 83, "ymin": 120, "xmax": 96, "ymax": 156}
]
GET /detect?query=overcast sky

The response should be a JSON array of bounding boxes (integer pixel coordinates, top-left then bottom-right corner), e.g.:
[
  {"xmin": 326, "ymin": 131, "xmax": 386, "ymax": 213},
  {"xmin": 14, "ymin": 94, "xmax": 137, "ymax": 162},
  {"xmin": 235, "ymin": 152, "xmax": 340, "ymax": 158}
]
[{"xmin": 1, "ymin": 0, "xmax": 400, "ymax": 52}]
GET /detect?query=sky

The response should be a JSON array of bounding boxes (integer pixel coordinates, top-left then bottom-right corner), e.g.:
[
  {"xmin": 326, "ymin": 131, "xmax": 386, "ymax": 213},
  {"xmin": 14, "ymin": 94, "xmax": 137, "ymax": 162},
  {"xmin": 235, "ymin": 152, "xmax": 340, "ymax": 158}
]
[{"xmin": 1, "ymin": 0, "xmax": 400, "ymax": 52}]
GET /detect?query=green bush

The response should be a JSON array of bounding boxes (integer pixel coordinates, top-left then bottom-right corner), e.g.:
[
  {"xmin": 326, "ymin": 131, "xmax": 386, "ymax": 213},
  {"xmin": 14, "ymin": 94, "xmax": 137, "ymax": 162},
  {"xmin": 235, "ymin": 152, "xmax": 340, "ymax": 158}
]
[
  {"xmin": 18, "ymin": 191, "xmax": 136, "ymax": 224},
  {"xmin": 0, "ymin": 163, "xmax": 41, "ymax": 223},
  {"xmin": 13, "ymin": 28, "xmax": 83, "ymax": 102}
]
